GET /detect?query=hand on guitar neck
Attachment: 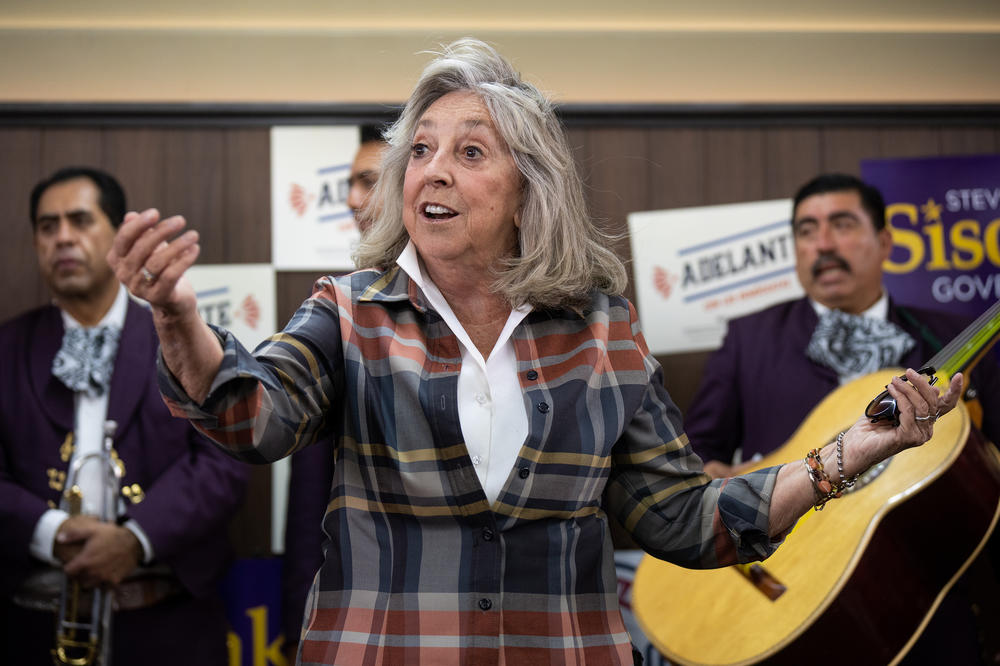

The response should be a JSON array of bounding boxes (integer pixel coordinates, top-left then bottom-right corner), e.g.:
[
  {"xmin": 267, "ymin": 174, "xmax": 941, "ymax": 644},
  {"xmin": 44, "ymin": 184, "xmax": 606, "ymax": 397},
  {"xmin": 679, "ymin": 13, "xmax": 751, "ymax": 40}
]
[{"xmin": 768, "ymin": 368, "xmax": 964, "ymax": 538}]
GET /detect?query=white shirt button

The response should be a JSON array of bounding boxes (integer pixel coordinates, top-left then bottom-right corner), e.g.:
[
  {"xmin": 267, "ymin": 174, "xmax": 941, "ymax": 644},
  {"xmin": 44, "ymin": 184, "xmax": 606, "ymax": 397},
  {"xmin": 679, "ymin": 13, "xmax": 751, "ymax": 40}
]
[
  {"xmin": 472, "ymin": 455, "xmax": 482, "ymax": 466},
  {"xmin": 475, "ymin": 393, "xmax": 488, "ymax": 405}
]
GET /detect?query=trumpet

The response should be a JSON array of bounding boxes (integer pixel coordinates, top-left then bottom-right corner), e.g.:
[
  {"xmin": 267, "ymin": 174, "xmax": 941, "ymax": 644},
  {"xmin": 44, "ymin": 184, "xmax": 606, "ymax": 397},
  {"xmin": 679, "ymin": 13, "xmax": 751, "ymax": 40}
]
[{"xmin": 52, "ymin": 420, "xmax": 121, "ymax": 666}]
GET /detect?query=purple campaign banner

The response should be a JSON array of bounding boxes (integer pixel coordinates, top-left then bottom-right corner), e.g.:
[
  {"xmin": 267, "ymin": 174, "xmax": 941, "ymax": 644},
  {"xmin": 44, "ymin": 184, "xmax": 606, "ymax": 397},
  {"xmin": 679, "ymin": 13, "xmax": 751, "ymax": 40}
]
[
  {"xmin": 221, "ymin": 557, "xmax": 288, "ymax": 666},
  {"xmin": 861, "ymin": 154, "xmax": 1000, "ymax": 320}
]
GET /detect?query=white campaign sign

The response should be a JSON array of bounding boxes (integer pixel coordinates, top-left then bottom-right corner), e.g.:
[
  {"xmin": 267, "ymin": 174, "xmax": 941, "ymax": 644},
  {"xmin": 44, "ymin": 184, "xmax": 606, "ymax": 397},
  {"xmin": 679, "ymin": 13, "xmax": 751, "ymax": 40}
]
[
  {"xmin": 271, "ymin": 126, "xmax": 361, "ymax": 270},
  {"xmin": 628, "ymin": 199, "xmax": 804, "ymax": 355},
  {"xmin": 187, "ymin": 263, "xmax": 276, "ymax": 352}
]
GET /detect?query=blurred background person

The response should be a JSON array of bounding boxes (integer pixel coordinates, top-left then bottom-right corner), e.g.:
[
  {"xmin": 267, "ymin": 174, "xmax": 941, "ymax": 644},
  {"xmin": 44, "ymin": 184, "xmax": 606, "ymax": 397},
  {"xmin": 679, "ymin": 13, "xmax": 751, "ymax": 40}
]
[
  {"xmin": 685, "ymin": 172, "xmax": 1000, "ymax": 664},
  {"xmin": 346, "ymin": 124, "xmax": 390, "ymax": 234},
  {"xmin": 0, "ymin": 167, "xmax": 249, "ymax": 666}
]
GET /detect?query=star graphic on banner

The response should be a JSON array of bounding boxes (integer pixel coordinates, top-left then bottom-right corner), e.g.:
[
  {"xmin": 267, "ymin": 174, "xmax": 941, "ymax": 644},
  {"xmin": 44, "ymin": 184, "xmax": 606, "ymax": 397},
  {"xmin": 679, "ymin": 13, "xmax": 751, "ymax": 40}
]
[{"xmin": 920, "ymin": 197, "xmax": 943, "ymax": 224}]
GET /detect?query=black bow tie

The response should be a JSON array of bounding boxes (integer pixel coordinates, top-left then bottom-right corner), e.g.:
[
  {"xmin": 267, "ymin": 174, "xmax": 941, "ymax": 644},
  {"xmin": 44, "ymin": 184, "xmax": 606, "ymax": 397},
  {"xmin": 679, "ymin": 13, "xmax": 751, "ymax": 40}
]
[
  {"xmin": 806, "ymin": 309, "xmax": 915, "ymax": 377},
  {"xmin": 51, "ymin": 326, "xmax": 121, "ymax": 395}
]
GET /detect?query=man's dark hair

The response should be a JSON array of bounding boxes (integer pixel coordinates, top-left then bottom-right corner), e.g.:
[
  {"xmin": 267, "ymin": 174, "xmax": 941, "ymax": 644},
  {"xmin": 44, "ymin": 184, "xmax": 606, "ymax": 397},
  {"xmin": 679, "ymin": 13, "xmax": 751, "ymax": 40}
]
[
  {"xmin": 359, "ymin": 123, "xmax": 389, "ymax": 145},
  {"xmin": 792, "ymin": 173, "xmax": 886, "ymax": 231},
  {"xmin": 29, "ymin": 166, "xmax": 127, "ymax": 229}
]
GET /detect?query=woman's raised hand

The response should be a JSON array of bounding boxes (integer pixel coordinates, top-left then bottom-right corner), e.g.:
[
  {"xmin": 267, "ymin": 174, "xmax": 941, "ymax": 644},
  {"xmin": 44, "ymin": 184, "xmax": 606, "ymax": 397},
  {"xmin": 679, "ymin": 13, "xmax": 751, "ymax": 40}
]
[{"xmin": 107, "ymin": 209, "xmax": 200, "ymax": 318}]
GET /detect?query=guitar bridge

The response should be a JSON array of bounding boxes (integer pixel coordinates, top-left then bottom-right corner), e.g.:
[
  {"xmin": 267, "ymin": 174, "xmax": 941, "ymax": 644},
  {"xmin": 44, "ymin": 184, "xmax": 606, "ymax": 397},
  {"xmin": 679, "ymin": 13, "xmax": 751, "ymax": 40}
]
[{"xmin": 736, "ymin": 563, "xmax": 787, "ymax": 601}]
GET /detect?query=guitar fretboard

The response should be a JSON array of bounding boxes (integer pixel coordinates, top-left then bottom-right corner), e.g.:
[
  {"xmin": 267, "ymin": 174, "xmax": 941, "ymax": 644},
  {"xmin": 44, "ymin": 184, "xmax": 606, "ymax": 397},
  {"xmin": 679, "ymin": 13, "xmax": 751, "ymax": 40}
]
[{"xmin": 927, "ymin": 299, "xmax": 1000, "ymax": 377}]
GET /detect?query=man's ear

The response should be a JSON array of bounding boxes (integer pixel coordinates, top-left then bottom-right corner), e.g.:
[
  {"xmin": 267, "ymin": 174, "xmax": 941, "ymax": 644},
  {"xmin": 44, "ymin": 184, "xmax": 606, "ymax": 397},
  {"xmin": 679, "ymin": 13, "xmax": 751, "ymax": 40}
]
[{"xmin": 877, "ymin": 227, "xmax": 894, "ymax": 261}]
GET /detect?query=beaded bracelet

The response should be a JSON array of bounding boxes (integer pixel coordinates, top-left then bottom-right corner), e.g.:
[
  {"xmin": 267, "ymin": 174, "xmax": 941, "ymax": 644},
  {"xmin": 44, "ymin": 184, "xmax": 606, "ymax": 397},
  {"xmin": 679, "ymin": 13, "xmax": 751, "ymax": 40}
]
[
  {"xmin": 833, "ymin": 431, "xmax": 859, "ymax": 493},
  {"xmin": 803, "ymin": 449, "xmax": 836, "ymax": 510},
  {"xmin": 803, "ymin": 432, "xmax": 859, "ymax": 511}
]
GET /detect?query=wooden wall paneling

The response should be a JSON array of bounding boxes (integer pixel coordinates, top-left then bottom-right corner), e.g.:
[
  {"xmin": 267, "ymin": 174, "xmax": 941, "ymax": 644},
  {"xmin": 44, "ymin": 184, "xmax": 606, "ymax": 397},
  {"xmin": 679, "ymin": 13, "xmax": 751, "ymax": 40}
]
[
  {"xmin": 564, "ymin": 126, "xmax": 589, "ymax": 181},
  {"xmin": 223, "ymin": 128, "xmax": 271, "ymax": 264},
  {"xmin": 703, "ymin": 128, "xmax": 765, "ymax": 205},
  {"xmin": 636, "ymin": 129, "xmax": 708, "ymax": 415},
  {"xmin": 101, "ymin": 128, "xmax": 168, "ymax": 215},
  {"xmin": 877, "ymin": 126, "xmax": 941, "ymax": 159},
  {"xmin": 680, "ymin": 128, "xmax": 766, "ymax": 414},
  {"xmin": 230, "ymin": 463, "xmax": 273, "ymax": 558},
  {"xmin": 645, "ymin": 128, "xmax": 706, "ymax": 211},
  {"xmin": 818, "ymin": 126, "xmax": 881, "ymax": 174},
  {"xmin": 938, "ymin": 127, "xmax": 998, "ymax": 154},
  {"xmin": 570, "ymin": 127, "xmax": 651, "ymax": 303},
  {"xmin": 566, "ymin": 126, "xmax": 599, "ymax": 217},
  {"xmin": 0, "ymin": 128, "xmax": 46, "ymax": 323},
  {"xmin": 656, "ymin": 351, "xmax": 713, "ymax": 417},
  {"xmin": 276, "ymin": 271, "xmax": 326, "ymax": 331},
  {"xmin": 763, "ymin": 127, "xmax": 822, "ymax": 200},
  {"xmin": 40, "ymin": 128, "xmax": 104, "ymax": 176},
  {"xmin": 162, "ymin": 128, "xmax": 226, "ymax": 264}
]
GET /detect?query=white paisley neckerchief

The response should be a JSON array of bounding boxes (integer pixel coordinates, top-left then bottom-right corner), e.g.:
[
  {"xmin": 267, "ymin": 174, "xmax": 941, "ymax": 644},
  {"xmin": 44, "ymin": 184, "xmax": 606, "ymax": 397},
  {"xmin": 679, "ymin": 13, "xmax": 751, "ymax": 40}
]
[
  {"xmin": 806, "ymin": 309, "xmax": 915, "ymax": 377},
  {"xmin": 51, "ymin": 326, "xmax": 121, "ymax": 395}
]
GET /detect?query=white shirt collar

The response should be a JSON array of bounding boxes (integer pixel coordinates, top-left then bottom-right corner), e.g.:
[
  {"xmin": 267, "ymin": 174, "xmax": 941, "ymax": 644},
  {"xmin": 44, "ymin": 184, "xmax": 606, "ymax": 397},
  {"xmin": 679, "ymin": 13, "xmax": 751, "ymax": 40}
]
[
  {"xmin": 396, "ymin": 241, "xmax": 430, "ymax": 294},
  {"xmin": 396, "ymin": 240, "xmax": 531, "ymax": 365},
  {"xmin": 810, "ymin": 288, "xmax": 889, "ymax": 322}
]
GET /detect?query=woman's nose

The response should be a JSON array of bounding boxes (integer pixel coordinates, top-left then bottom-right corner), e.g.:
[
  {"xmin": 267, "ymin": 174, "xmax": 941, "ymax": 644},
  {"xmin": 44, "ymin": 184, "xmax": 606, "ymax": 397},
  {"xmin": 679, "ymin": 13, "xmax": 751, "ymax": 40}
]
[{"xmin": 423, "ymin": 151, "xmax": 453, "ymax": 187}]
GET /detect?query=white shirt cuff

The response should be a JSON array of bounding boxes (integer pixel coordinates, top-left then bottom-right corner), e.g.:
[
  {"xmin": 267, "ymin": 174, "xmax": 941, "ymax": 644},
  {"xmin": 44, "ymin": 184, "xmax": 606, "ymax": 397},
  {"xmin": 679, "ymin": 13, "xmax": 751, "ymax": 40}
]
[
  {"xmin": 122, "ymin": 519, "xmax": 155, "ymax": 564},
  {"xmin": 30, "ymin": 508, "xmax": 69, "ymax": 565}
]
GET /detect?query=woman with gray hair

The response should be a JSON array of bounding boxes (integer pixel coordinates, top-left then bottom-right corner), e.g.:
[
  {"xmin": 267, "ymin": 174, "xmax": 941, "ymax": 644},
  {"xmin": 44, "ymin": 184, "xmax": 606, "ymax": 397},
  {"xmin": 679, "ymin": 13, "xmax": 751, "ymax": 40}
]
[{"xmin": 109, "ymin": 38, "xmax": 959, "ymax": 665}]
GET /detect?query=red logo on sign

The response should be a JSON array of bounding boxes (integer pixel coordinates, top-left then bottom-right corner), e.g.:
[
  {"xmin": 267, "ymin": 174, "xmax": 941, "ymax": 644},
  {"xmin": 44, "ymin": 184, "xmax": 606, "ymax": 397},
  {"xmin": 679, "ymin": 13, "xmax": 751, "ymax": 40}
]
[
  {"xmin": 653, "ymin": 266, "xmax": 678, "ymax": 299},
  {"xmin": 290, "ymin": 183, "xmax": 315, "ymax": 217},
  {"xmin": 236, "ymin": 294, "xmax": 261, "ymax": 329}
]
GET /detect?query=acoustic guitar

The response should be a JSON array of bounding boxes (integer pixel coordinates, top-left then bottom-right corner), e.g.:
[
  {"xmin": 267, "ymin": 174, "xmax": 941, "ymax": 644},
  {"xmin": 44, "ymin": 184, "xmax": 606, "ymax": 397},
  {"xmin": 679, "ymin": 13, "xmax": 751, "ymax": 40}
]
[{"xmin": 632, "ymin": 300, "xmax": 1000, "ymax": 666}]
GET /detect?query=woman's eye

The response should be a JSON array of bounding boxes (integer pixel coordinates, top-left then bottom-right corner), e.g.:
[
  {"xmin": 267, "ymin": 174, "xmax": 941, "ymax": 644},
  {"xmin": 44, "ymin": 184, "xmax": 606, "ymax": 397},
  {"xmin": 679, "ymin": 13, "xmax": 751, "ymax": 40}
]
[
  {"xmin": 464, "ymin": 146, "xmax": 482, "ymax": 158},
  {"xmin": 411, "ymin": 143, "xmax": 427, "ymax": 157}
]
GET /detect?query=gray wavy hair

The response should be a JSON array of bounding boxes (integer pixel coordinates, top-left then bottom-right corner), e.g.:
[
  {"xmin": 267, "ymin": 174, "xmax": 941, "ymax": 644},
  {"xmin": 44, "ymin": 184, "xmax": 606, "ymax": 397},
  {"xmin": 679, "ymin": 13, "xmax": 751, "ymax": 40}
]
[{"xmin": 354, "ymin": 38, "xmax": 627, "ymax": 309}]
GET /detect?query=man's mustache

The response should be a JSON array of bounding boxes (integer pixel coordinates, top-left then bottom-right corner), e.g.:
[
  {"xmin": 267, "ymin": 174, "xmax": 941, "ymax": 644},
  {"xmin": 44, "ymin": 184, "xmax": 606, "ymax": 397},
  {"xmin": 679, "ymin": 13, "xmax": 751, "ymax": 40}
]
[{"xmin": 811, "ymin": 253, "xmax": 851, "ymax": 278}]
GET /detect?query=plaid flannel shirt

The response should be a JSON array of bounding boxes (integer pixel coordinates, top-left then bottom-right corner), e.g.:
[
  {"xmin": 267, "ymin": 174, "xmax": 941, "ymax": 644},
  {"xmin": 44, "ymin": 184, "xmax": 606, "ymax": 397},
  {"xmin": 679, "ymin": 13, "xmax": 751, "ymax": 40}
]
[{"xmin": 159, "ymin": 266, "xmax": 781, "ymax": 665}]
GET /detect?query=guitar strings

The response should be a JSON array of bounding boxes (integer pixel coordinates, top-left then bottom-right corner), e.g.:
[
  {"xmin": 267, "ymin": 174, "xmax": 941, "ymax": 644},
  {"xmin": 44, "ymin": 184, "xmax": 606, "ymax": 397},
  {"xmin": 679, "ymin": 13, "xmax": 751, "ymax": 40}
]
[{"xmin": 926, "ymin": 299, "xmax": 1000, "ymax": 374}]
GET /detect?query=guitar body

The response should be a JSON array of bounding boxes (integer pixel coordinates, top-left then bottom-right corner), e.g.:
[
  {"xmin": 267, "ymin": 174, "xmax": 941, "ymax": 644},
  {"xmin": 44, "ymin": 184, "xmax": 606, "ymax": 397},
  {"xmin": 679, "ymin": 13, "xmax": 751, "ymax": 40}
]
[{"xmin": 633, "ymin": 368, "xmax": 1000, "ymax": 666}]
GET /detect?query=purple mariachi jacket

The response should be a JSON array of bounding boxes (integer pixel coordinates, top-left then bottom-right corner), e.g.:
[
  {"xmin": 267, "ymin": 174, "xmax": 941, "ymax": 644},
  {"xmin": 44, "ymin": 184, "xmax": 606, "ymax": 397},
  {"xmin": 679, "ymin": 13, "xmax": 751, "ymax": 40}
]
[{"xmin": 0, "ymin": 299, "xmax": 248, "ymax": 599}]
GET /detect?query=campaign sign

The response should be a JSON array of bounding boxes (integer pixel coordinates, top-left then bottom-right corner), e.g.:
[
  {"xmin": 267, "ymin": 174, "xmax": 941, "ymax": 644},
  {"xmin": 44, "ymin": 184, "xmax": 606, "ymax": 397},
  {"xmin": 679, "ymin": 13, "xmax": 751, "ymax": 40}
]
[
  {"xmin": 861, "ymin": 154, "xmax": 1000, "ymax": 319},
  {"xmin": 271, "ymin": 126, "xmax": 361, "ymax": 270},
  {"xmin": 186, "ymin": 264, "xmax": 276, "ymax": 352},
  {"xmin": 628, "ymin": 199, "xmax": 803, "ymax": 354}
]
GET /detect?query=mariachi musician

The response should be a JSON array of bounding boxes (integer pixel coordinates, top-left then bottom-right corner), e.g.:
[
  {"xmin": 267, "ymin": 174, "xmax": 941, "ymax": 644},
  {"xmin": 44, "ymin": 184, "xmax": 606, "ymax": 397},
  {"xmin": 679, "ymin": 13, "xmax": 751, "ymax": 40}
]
[
  {"xmin": 686, "ymin": 173, "xmax": 1000, "ymax": 663},
  {"xmin": 0, "ymin": 167, "xmax": 248, "ymax": 665}
]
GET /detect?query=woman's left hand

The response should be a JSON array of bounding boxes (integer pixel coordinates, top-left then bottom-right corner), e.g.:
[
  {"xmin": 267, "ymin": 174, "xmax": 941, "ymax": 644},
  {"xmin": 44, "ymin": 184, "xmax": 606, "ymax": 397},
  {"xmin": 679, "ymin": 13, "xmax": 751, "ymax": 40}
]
[{"xmin": 842, "ymin": 368, "xmax": 964, "ymax": 475}]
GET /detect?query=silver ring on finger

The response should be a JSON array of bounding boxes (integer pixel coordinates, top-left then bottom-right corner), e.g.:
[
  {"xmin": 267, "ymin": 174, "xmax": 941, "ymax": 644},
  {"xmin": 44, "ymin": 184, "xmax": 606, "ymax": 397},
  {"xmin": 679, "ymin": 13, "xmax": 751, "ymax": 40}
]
[
  {"xmin": 140, "ymin": 266, "xmax": 158, "ymax": 284},
  {"xmin": 914, "ymin": 410, "xmax": 940, "ymax": 423}
]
